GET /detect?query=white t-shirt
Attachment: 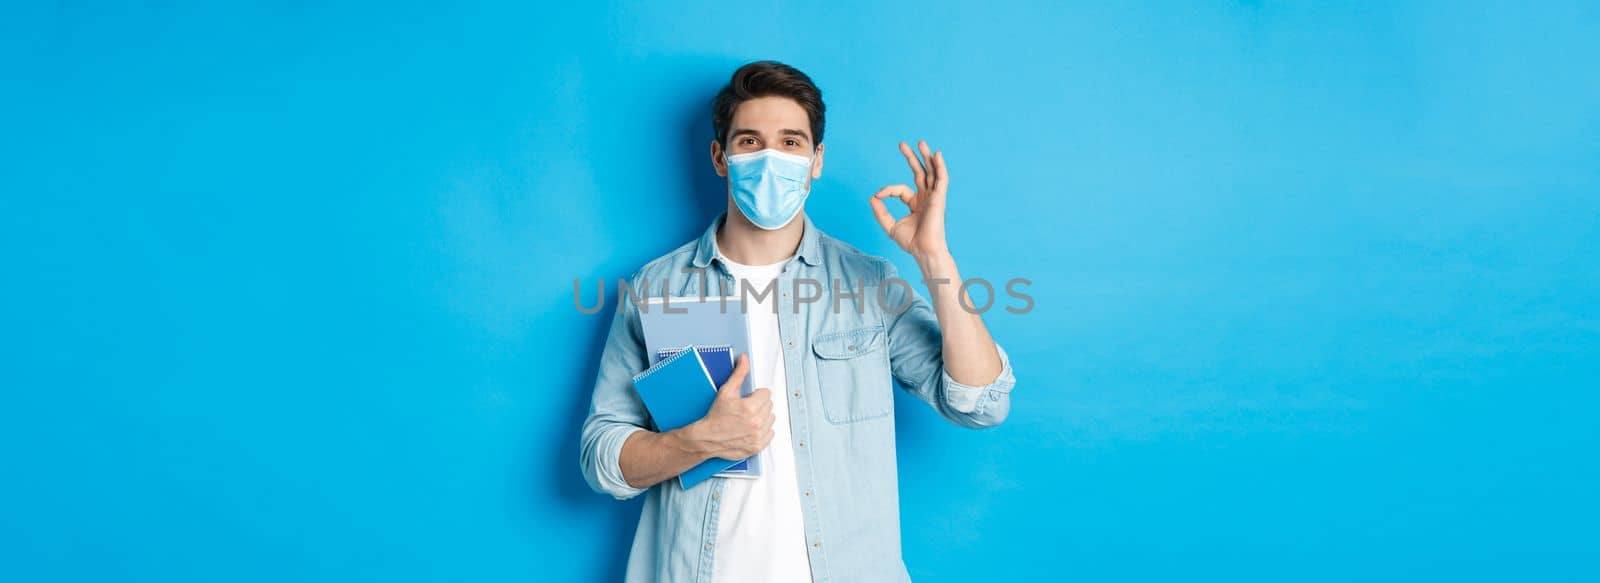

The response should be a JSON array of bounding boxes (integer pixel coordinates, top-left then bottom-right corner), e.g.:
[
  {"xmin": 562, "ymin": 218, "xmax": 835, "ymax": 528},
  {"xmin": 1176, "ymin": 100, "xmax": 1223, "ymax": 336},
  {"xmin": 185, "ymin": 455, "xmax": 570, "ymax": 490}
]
[{"xmin": 712, "ymin": 253, "xmax": 814, "ymax": 583}]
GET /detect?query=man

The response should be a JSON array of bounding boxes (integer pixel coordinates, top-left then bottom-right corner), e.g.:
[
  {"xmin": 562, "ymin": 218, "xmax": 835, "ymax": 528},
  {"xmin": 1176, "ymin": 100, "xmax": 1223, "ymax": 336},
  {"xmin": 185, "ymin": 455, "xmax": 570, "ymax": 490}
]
[{"xmin": 579, "ymin": 60, "xmax": 1017, "ymax": 582}]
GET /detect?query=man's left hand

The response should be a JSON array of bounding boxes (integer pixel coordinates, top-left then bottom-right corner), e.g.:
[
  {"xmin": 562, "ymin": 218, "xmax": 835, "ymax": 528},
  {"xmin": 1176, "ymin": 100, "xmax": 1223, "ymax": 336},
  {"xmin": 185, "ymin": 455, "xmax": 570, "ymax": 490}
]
[{"xmin": 870, "ymin": 140, "xmax": 953, "ymax": 263}]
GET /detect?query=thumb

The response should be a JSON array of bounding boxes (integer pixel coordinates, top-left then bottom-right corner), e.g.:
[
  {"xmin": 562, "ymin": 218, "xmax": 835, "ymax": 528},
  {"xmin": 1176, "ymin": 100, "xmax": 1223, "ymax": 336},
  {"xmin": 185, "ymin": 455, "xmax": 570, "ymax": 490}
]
[{"xmin": 716, "ymin": 354, "xmax": 750, "ymax": 399}]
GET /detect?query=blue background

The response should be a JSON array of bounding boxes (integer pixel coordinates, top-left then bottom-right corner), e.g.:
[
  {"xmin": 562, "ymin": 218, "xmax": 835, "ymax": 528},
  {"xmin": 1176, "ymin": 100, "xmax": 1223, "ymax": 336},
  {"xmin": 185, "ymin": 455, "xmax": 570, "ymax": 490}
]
[{"xmin": 4, "ymin": 2, "xmax": 1598, "ymax": 581}]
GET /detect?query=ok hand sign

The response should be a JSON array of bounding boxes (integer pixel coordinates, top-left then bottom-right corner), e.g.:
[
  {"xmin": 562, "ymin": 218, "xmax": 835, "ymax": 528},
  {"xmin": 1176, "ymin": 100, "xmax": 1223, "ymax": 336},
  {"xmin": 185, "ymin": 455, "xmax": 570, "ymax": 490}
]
[{"xmin": 870, "ymin": 140, "xmax": 952, "ymax": 262}]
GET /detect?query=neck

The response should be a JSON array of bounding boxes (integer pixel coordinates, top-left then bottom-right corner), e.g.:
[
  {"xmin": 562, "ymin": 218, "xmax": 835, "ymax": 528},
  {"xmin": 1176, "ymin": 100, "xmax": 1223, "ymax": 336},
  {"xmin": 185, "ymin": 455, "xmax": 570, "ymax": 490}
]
[{"xmin": 717, "ymin": 204, "xmax": 804, "ymax": 266}]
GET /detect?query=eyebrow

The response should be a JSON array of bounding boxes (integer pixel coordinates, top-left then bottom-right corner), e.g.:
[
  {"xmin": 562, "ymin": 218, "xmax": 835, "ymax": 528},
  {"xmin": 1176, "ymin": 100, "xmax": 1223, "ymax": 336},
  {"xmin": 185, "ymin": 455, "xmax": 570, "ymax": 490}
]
[{"xmin": 729, "ymin": 128, "xmax": 812, "ymax": 142}]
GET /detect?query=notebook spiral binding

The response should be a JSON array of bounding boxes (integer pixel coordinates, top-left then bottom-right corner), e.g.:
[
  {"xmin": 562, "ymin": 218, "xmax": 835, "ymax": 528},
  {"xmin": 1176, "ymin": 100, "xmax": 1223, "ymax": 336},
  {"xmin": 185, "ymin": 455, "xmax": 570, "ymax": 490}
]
[{"xmin": 631, "ymin": 346, "xmax": 700, "ymax": 384}]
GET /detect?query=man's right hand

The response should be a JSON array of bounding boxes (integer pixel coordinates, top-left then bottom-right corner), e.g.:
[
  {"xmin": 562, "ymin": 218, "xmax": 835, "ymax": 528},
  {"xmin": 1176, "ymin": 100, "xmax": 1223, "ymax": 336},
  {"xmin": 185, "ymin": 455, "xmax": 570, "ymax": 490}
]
[{"xmin": 681, "ymin": 354, "xmax": 775, "ymax": 460}]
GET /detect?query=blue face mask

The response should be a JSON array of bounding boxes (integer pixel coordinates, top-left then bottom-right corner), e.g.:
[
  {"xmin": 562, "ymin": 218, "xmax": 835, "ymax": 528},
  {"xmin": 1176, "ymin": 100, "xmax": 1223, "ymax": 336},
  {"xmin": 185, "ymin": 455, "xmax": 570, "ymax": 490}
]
[{"xmin": 725, "ymin": 148, "xmax": 814, "ymax": 230}]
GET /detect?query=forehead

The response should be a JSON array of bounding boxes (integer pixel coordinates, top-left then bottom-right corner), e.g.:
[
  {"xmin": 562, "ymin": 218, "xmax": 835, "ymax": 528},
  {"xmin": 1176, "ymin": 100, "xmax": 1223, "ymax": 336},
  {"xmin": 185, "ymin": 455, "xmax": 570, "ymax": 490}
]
[{"xmin": 730, "ymin": 96, "xmax": 810, "ymax": 134}]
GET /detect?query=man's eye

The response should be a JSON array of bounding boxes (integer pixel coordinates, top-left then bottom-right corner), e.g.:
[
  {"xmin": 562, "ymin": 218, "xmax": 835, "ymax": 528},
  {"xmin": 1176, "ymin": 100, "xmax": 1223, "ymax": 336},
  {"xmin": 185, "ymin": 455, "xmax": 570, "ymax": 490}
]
[
  {"xmin": 785, "ymin": 140, "xmax": 798, "ymax": 147},
  {"xmin": 741, "ymin": 138, "xmax": 756, "ymax": 145}
]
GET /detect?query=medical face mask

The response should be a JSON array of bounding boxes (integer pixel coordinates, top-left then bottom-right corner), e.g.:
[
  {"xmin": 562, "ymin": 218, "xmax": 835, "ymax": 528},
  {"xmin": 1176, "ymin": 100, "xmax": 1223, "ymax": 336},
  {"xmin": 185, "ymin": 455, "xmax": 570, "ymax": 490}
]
[{"xmin": 725, "ymin": 148, "xmax": 814, "ymax": 230}]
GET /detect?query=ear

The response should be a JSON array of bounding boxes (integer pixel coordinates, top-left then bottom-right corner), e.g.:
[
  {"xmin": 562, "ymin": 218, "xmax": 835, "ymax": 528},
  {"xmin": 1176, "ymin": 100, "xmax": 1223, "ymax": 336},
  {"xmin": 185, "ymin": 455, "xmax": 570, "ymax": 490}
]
[
  {"xmin": 811, "ymin": 143, "xmax": 825, "ymax": 179},
  {"xmin": 710, "ymin": 140, "xmax": 728, "ymax": 177}
]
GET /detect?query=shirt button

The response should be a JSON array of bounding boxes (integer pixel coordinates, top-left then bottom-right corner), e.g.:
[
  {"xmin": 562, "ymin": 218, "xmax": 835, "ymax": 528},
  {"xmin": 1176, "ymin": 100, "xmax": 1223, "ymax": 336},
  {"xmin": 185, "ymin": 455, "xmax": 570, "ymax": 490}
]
[
  {"xmin": 813, "ymin": 541, "xmax": 821, "ymax": 549},
  {"xmin": 804, "ymin": 490, "xmax": 812, "ymax": 496},
  {"xmin": 711, "ymin": 491, "xmax": 720, "ymax": 500},
  {"xmin": 786, "ymin": 340, "xmax": 794, "ymax": 348},
  {"xmin": 797, "ymin": 441, "xmax": 804, "ymax": 448},
  {"xmin": 705, "ymin": 543, "xmax": 714, "ymax": 551},
  {"xmin": 794, "ymin": 391, "xmax": 801, "ymax": 398}
]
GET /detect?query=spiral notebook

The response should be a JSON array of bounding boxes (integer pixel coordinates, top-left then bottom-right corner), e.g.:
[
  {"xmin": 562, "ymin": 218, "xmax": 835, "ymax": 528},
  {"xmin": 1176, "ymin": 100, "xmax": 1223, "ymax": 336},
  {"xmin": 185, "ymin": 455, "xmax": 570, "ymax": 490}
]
[
  {"xmin": 656, "ymin": 345, "xmax": 755, "ymax": 478},
  {"xmin": 631, "ymin": 345, "xmax": 748, "ymax": 489}
]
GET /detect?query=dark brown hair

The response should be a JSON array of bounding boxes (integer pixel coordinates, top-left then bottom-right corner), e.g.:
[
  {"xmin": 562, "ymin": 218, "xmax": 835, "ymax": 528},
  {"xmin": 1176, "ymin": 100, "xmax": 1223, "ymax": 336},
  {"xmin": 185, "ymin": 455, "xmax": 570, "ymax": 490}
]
[{"xmin": 711, "ymin": 61, "xmax": 825, "ymax": 148}]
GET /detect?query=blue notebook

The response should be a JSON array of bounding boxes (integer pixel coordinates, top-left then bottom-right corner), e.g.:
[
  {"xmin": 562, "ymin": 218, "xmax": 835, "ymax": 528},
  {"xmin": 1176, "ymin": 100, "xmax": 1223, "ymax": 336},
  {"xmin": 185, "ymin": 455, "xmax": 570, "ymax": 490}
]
[
  {"xmin": 656, "ymin": 345, "xmax": 754, "ymax": 477},
  {"xmin": 640, "ymin": 295, "xmax": 763, "ymax": 478},
  {"xmin": 631, "ymin": 344, "xmax": 745, "ymax": 489}
]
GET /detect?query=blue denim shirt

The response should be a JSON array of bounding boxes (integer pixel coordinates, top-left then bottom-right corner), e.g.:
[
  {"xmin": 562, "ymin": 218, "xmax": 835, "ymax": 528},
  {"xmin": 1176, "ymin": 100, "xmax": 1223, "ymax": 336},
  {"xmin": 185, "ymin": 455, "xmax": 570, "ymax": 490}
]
[{"xmin": 580, "ymin": 214, "xmax": 1017, "ymax": 582}]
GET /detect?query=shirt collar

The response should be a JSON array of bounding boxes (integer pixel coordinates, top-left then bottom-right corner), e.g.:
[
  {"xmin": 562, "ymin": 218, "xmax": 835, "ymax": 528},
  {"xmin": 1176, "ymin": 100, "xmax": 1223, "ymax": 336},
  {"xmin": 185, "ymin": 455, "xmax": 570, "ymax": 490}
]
[{"xmin": 692, "ymin": 212, "xmax": 823, "ymax": 269}]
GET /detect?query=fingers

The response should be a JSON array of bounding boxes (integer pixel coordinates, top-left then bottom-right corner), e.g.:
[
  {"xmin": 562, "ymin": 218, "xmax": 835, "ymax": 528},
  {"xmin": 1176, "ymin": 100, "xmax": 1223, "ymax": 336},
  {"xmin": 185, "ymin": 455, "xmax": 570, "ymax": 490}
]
[
  {"xmin": 717, "ymin": 354, "xmax": 749, "ymax": 399},
  {"xmin": 739, "ymin": 389, "xmax": 777, "ymax": 458},
  {"xmin": 899, "ymin": 142, "xmax": 926, "ymax": 190},
  {"xmin": 927, "ymin": 150, "xmax": 948, "ymax": 213},
  {"xmin": 744, "ymin": 403, "xmax": 773, "ymax": 428},
  {"xmin": 874, "ymin": 183, "xmax": 914, "ymax": 204},
  {"xmin": 870, "ymin": 184, "xmax": 913, "ymax": 234},
  {"xmin": 900, "ymin": 140, "xmax": 943, "ymax": 193},
  {"xmin": 745, "ymin": 388, "xmax": 773, "ymax": 423},
  {"xmin": 917, "ymin": 141, "xmax": 936, "ymax": 190}
]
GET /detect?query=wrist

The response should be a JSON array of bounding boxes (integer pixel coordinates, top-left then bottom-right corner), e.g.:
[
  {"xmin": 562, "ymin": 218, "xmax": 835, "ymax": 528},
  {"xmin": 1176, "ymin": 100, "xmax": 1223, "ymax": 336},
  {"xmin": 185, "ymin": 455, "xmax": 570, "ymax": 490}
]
[
  {"xmin": 668, "ymin": 422, "xmax": 712, "ymax": 459},
  {"xmin": 914, "ymin": 249, "xmax": 956, "ymax": 276}
]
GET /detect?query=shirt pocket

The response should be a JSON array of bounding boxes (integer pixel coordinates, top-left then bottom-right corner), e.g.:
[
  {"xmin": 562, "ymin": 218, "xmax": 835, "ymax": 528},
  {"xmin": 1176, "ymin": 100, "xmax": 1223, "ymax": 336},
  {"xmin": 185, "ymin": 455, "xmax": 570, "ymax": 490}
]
[{"xmin": 810, "ymin": 325, "xmax": 893, "ymax": 424}]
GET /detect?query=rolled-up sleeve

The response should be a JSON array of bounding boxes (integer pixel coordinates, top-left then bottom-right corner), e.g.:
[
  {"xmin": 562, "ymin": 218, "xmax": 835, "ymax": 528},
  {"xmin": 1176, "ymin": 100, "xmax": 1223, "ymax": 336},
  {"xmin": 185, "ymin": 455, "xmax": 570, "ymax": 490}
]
[
  {"xmin": 578, "ymin": 286, "xmax": 652, "ymax": 500},
  {"xmin": 938, "ymin": 343, "xmax": 1016, "ymax": 420},
  {"xmin": 881, "ymin": 261, "xmax": 1018, "ymax": 429}
]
